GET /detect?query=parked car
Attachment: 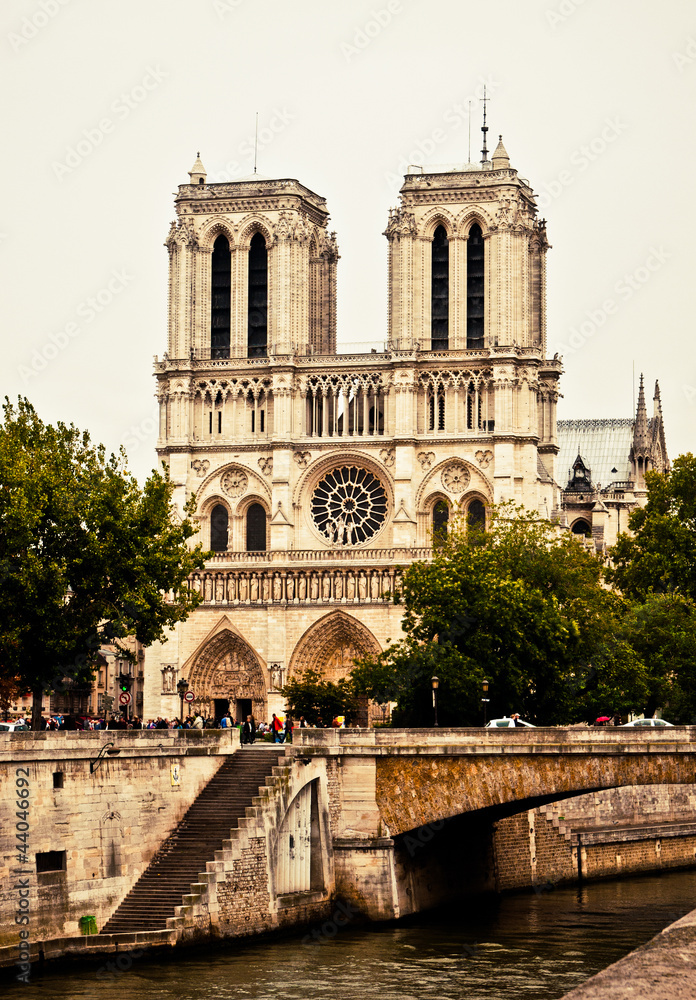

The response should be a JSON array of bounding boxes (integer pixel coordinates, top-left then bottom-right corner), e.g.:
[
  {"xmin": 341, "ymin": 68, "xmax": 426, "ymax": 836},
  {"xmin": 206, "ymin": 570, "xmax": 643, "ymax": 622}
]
[
  {"xmin": 0, "ymin": 722, "xmax": 30, "ymax": 732},
  {"xmin": 622, "ymin": 718, "xmax": 674, "ymax": 728},
  {"xmin": 485, "ymin": 717, "xmax": 536, "ymax": 728}
]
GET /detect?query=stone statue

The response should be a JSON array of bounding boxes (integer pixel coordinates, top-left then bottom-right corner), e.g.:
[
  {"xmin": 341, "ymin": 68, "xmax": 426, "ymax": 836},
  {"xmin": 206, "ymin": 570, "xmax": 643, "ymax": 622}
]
[
  {"xmin": 262, "ymin": 574, "xmax": 271, "ymax": 602},
  {"xmin": 358, "ymin": 573, "xmax": 367, "ymax": 600},
  {"xmin": 371, "ymin": 572, "xmax": 379, "ymax": 600},
  {"xmin": 273, "ymin": 574, "xmax": 282, "ymax": 601},
  {"xmin": 239, "ymin": 574, "xmax": 248, "ymax": 601},
  {"xmin": 286, "ymin": 575, "xmax": 295, "ymax": 601},
  {"xmin": 192, "ymin": 575, "xmax": 201, "ymax": 594},
  {"xmin": 250, "ymin": 575, "xmax": 259, "ymax": 601},
  {"xmin": 298, "ymin": 574, "xmax": 307, "ymax": 601},
  {"xmin": 204, "ymin": 576, "xmax": 213, "ymax": 602},
  {"xmin": 322, "ymin": 574, "xmax": 331, "ymax": 600},
  {"xmin": 346, "ymin": 573, "xmax": 355, "ymax": 600},
  {"xmin": 227, "ymin": 575, "xmax": 236, "ymax": 602},
  {"xmin": 215, "ymin": 576, "xmax": 224, "ymax": 602},
  {"xmin": 162, "ymin": 666, "xmax": 174, "ymax": 692},
  {"xmin": 334, "ymin": 573, "xmax": 343, "ymax": 600},
  {"xmin": 310, "ymin": 574, "xmax": 319, "ymax": 600}
]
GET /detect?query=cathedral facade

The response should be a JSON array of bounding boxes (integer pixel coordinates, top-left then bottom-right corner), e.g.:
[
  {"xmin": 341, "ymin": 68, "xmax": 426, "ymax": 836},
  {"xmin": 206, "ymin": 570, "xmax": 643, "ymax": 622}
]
[{"xmin": 143, "ymin": 140, "xmax": 564, "ymax": 723}]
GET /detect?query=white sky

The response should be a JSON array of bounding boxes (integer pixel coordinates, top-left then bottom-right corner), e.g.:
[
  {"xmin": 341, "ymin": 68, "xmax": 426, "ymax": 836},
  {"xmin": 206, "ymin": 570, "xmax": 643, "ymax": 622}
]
[{"xmin": 2, "ymin": 0, "xmax": 694, "ymax": 481}]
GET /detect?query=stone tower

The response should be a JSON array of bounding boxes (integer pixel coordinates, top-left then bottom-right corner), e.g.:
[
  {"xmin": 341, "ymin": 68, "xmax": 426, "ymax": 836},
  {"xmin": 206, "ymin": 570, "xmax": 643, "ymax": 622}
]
[{"xmin": 144, "ymin": 141, "xmax": 562, "ymax": 724}]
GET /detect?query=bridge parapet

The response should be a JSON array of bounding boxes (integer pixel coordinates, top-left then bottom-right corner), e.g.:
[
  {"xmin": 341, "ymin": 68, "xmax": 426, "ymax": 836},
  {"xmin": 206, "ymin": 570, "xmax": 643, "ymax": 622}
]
[{"xmin": 293, "ymin": 726, "xmax": 696, "ymax": 755}]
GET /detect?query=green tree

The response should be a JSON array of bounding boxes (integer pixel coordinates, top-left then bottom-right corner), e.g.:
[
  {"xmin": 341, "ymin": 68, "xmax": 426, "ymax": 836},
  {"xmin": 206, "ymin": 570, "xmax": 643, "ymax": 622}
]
[
  {"xmin": 0, "ymin": 398, "xmax": 208, "ymax": 728},
  {"xmin": 281, "ymin": 668, "xmax": 359, "ymax": 727},
  {"xmin": 351, "ymin": 503, "xmax": 646, "ymax": 726},
  {"xmin": 617, "ymin": 592, "xmax": 696, "ymax": 723},
  {"xmin": 607, "ymin": 453, "xmax": 696, "ymax": 600}
]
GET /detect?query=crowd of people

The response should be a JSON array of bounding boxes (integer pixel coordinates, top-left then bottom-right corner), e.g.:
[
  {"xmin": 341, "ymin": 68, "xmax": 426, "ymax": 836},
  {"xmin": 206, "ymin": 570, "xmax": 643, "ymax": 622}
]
[{"xmin": 3, "ymin": 711, "xmax": 325, "ymax": 739}]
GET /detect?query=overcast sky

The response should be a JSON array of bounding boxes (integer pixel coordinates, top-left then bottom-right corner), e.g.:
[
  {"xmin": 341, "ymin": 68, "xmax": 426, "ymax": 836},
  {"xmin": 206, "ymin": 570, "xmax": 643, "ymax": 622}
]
[{"xmin": 2, "ymin": 0, "xmax": 694, "ymax": 481}]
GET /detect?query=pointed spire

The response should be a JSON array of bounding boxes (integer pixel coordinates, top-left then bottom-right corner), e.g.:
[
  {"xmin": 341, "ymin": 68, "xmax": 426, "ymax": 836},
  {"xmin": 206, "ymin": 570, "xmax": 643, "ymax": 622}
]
[
  {"xmin": 653, "ymin": 379, "xmax": 663, "ymax": 419},
  {"xmin": 491, "ymin": 135, "xmax": 510, "ymax": 169},
  {"xmin": 634, "ymin": 373, "xmax": 649, "ymax": 452},
  {"xmin": 188, "ymin": 152, "xmax": 206, "ymax": 185}
]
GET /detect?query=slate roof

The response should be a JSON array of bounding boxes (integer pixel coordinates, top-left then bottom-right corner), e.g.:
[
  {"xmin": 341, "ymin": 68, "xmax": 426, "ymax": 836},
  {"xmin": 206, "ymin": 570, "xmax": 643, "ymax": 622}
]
[{"xmin": 557, "ymin": 419, "xmax": 634, "ymax": 488}]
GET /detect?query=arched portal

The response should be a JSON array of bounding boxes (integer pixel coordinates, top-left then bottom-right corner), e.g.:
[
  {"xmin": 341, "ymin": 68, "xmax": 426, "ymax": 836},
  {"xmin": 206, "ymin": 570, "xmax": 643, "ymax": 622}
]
[
  {"xmin": 289, "ymin": 611, "xmax": 381, "ymax": 685},
  {"xmin": 187, "ymin": 628, "xmax": 267, "ymax": 722}
]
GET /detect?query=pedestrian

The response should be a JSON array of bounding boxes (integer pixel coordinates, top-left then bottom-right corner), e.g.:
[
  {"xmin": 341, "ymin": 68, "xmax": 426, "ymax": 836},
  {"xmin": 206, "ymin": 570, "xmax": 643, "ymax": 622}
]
[
  {"xmin": 242, "ymin": 715, "xmax": 256, "ymax": 745},
  {"xmin": 284, "ymin": 717, "xmax": 293, "ymax": 743},
  {"xmin": 298, "ymin": 716, "xmax": 308, "ymax": 728},
  {"xmin": 192, "ymin": 712, "xmax": 204, "ymax": 730},
  {"xmin": 271, "ymin": 713, "xmax": 283, "ymax": 743}
]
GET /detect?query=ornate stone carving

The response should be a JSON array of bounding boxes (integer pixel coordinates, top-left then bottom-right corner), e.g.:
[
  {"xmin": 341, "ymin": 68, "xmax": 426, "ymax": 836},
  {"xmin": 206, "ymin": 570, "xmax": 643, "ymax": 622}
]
[
  {"xmin": 258, "ymin": 457, "xmax": 273, "ymax": 476},
  {"xmin": 380, "ymin": 448, "xmax": 395, "ymax": 468},
  {"xmin": 475, "ymin": 449, "xmax": 494, "ymax": 469},
  {"xmin": 418, "ymin": 451, "xmax": 436, "ymax": 470},
  {"xmin": 442, "ymin": 462, "xmax": 471, "ymax": 494},
  {"xmin": 384, "ymin": 207, "xmax": 417, "ymax": 239},
  {"xmin": 294, "ymin": 451, "xmax": 311, "ymax": 469},
  {"xmin": 269, "ymin": 663, "xmax": 285, "ymax": 692},
  {"xmin": 161, "ymin": 665, "xmax": 176, "ymax": 693},
  {"xmin": 191, "ymin": 459, "xmax": 210, "ymax": 477},
  {"xmin": 221, "ymin": 468, "xmax": 248, "ymax": 497}
]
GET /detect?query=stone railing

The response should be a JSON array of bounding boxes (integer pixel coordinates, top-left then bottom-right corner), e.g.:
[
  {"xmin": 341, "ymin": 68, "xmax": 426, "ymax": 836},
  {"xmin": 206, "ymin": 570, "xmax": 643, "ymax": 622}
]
[
  {"xmin": 205, "ymin": 546, "xmax": 432, "ymax": 565},
  {"xmin": 189, "ymin": 565, "xmax": 403, "ymax": 606}
]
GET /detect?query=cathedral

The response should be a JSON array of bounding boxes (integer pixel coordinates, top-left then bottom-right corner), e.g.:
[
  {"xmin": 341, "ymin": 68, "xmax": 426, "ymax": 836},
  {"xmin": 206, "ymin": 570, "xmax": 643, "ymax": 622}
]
[{"xmin": 142, "ymin": 133, "xmax": 665, "ymax": 724}]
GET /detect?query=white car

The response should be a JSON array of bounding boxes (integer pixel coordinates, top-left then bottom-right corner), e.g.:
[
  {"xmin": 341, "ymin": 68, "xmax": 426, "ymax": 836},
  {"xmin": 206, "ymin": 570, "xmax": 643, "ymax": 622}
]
[
  {"xmin": 622, "ymin": 718, "xmax": 674, "ymax": 728},
  {"xmin": 485, "ymin": 717, "xmax": 536, "ymax": 728}
]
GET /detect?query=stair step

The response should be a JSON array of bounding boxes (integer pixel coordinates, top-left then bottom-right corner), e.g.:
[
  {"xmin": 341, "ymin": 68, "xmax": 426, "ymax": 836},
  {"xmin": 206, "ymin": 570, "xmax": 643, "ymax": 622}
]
[{"xmin": 101, "ymin": 752, "xmax": 282, "ymax": 935}]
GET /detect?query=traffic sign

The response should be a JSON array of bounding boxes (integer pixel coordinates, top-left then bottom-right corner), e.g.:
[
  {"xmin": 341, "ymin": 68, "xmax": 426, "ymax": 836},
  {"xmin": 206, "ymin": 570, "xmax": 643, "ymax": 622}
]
[
  {"xmin": 119, "ymin": 692, "xmax": 132, "ymax": 706},
  {"xmin": 184, "ymin": 690, "xmax": 195, "ymax": 703}
]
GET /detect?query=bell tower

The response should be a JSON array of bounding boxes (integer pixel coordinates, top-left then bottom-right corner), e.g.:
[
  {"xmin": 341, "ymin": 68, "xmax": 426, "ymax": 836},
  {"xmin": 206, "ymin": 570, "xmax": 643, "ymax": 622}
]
[
  {"xmin": 384, "ymin": 136, "xmax": 550, "ymax": 353},
  {"xmin": 164, "ymin": 155, "xmax": 339, "ymax": 361}
]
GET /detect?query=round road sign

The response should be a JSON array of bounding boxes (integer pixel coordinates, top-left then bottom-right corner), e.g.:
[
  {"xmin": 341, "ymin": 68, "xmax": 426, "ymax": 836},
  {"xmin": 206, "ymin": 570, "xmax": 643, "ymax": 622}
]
[
  {"xmin": 184, "ymin": 690, "xmax": 195, "ymax": 703},
  {"xmin": 119, "ymin": 692, "xmax": 131, "ymax": 706}
]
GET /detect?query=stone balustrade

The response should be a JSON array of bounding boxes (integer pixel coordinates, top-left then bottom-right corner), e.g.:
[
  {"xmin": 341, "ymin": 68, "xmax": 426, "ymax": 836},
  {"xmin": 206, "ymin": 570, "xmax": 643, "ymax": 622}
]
[{"xmin": 189, "ymin": 565, "xmax": 402, "ymax": 605}]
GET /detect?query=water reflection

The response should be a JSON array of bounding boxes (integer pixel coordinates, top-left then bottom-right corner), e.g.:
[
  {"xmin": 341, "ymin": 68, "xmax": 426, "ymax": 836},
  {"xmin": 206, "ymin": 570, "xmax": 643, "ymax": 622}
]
[{"xmin": 8, "ymin": 869, "xmax": 696, "ymax": 1000}]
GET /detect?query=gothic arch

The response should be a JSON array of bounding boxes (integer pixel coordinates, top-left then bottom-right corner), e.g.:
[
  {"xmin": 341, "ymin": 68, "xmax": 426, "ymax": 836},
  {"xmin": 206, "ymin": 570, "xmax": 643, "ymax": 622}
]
[
  {"xmin": 420, "ymin": 208, "xmax": 456, "ymax": 240},
  {"xmin": 456, "ymin": 208, "xmax": 495, "ymax": 236},
  {"xmin": 292, "ymin": 450, "xmax": 395, "ymax": 513},
  {"xmin": 198, "ymin": 218, "xmax": 237, "ymax": 251},
  {"xmin": 289, "ymin": 611, "xmax": 381, "ymax": 685},
  {"xmin": 415, "ymin": 457, "xmax": 492, "ymax": 512},
  {"xmin": 196, "ymin": 461, "xmax": 272, "ymax": 504},
  {"xmin": 237, "ymin": 216, "xmax": 274, "ymax": 249},
  {"xmin": 186, "ymin": 627, "xmax": 267, "ymax": 720}
]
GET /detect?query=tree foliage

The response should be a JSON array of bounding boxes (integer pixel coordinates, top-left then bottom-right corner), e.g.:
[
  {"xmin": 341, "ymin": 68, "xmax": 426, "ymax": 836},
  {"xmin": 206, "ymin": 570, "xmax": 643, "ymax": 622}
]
[
  {"xmin": 0, "ymin": 398, "xmax": 208, "ymax": 727},
  {"xmin": 351, "ymin": 503, "xmax": 647, "ymax": 726},
  {"xmin": 607, "ymin": 453, "xmax": 696, "ymax": 601},
  {"xmin": 281, "ymin": 668, "xmax": 359, "ymax": 726}
]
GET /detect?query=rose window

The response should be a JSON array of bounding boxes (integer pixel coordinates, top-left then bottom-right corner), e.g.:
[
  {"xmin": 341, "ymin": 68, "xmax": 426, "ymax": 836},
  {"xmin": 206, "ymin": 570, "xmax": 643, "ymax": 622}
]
[
  {"xmin": 441, "ymin": 462, "xmax": 471, "ymax": 494},
  {"xmin": 311, "ymin": 466, "xmax": 387, "ymax": 545}
]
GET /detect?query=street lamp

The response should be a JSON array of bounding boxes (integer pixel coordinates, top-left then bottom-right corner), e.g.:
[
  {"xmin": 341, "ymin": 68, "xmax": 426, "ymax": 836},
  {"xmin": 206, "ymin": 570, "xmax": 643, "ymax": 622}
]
[
  {"xmin": 89, "ymin": 741, "xmax": 121, "ymax": 774},
  {"xmin": 431, "ymin": 676, "xmax": 439, "ymax": 728},
  {"xmin": 177, "ymin": 678, "xmax": 189, "ymax": 722},
  {"xmin": 482, "ymin": 678, "xmax": 489, "ymax": 726}
]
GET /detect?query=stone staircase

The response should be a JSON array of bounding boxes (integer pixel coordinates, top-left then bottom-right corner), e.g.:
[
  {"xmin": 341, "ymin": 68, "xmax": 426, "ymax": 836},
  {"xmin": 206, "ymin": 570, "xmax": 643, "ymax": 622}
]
[
  {"xmin": 537, "ymin": 803, "xmax": 573, "ymax": 843},
  {"xmin": 100, "ymin": 746, "xmax": 284, "ymax": 934}
]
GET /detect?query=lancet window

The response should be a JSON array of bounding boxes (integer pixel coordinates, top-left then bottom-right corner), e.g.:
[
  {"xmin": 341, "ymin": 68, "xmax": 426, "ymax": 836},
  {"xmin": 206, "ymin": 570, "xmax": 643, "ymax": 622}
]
[
  {"xmin": 210, "ymin": 504, "xmax": 229, "ymax": 551},
  {"xmin": 211, "ymin": 235, "xmax": 231, "ymax": 359},
  {"xmin": 467, "ymin": 224, "xmax": 484, "ymax": 349},
  {"xmin": 431, "ymin": 225, "xmax": 449, "ymax": 351},
  {"xmin": 419, "ymin": 370, "xmax": 493, "ymax": 435},
  {"xmin": 248, "ymin": 233, "xmax": 268, "ymax": 358},
  {"xmin": 194, "ymin": 378, "xmax": 272, "ymax": 440},
  {"xmin": 246, "ymin": 503, "xmax": 267, "ymax": 551}
]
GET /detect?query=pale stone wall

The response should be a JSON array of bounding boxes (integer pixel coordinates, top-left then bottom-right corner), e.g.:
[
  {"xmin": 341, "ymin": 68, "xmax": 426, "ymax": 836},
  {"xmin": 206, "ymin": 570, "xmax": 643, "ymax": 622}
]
[{"xmin": 0, "ymin": 731, "xmax": 236, "ymax": 946}]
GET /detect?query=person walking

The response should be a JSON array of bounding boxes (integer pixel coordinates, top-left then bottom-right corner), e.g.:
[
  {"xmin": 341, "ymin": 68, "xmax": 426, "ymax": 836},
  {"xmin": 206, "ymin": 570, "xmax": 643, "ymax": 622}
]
[
  {"xmin": 241, "ymin": 715, "xmax": 256, "ymax": 745},
  {"xmin": 271, "ymin": 713, "xmax": 284, "ymax": 743}
]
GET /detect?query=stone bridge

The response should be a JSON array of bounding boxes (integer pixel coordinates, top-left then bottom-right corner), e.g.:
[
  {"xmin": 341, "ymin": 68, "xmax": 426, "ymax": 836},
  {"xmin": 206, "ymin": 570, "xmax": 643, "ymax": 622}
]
[{"xmin": 293, "ymin": 727, "xmax": 696, "ymax": 920}]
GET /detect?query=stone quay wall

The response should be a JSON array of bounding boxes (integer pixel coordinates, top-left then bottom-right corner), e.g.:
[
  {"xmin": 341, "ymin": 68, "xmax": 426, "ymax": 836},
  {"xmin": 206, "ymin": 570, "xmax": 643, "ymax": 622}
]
[
  {"xmin": 494, "ymin": 785, "xmax": 696, "ymax": 892},
  {"xmin": 0, "ymin": 731, "xmax": 236, "ymax": 948}
]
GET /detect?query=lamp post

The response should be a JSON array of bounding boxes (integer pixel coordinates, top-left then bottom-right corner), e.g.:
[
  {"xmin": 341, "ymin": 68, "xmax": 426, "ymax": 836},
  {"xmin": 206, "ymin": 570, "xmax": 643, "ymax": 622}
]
[
  {"xmin": 482, "ymin": 678, "xmax": 489, "ymax": 726},
  {"xmin": 431, "ymin": 676, "xmax": 439, "ymax": 728},
  {"xmin": 177, "ymin": 678, "xmax": 189, "ymax": 723}
]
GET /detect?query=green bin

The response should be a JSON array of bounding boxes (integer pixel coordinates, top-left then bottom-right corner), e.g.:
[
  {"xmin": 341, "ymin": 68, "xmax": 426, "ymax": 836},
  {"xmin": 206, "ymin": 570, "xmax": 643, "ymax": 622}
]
[{"xmin": 79, "ymin": 915, "xmax": 97, "ymax": 935}]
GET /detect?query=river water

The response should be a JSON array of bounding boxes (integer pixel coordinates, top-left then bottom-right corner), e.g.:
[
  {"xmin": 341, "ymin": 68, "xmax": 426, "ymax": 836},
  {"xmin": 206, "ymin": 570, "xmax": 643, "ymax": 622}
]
[{"xmin": 8, "ymin": 869, "xmax": 696, "ymax": 999}]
